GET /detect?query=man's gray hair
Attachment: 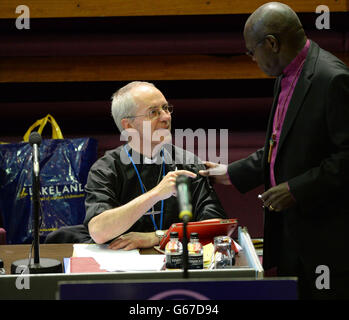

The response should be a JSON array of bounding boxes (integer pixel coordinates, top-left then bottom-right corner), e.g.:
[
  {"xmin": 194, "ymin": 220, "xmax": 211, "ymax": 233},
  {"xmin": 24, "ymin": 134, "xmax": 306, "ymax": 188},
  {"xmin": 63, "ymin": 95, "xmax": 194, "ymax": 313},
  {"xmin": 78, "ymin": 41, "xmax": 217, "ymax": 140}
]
[{"xmin": 111, "ymin": 81, "xmax": 155, "ymax": 133}]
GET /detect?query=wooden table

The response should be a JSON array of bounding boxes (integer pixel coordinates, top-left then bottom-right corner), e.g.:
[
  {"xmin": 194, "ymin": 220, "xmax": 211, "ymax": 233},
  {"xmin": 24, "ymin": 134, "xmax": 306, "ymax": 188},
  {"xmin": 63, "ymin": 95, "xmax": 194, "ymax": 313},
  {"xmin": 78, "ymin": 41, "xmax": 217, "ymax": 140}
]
[
  {"xmin": 0, "ymin": 244, "xmax": 255, "ymax": 299},
  {"xmin": 0, "ymin": 244, "xmax": 161, "ymax": 274},
  {"xmin": 0, "ymin": 243, "xmax": 249, "ymax": 275}
]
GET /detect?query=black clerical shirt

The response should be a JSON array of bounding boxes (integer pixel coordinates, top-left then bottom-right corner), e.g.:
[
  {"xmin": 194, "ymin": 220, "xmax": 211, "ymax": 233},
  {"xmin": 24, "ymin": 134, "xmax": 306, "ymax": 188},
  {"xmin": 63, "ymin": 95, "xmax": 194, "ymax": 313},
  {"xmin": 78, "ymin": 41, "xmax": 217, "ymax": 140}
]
[{"xmin": 84, "ymin": 144, "xmax": 226, "ymax": 236}]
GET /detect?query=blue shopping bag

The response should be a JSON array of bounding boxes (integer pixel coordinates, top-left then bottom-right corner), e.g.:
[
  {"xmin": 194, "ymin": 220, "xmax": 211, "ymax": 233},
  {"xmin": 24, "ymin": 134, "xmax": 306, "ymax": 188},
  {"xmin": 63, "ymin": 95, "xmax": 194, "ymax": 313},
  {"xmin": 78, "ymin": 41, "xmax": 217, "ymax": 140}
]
[{"xmin": 0, "ymin": 114, "xmax": 98, "ymax": 244}]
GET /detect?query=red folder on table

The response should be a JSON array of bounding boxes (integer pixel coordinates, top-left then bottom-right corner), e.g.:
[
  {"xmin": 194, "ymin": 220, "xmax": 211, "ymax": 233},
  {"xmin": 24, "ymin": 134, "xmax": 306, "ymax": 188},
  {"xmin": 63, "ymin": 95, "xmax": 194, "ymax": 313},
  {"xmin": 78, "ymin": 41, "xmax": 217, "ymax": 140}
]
[
  {"xmin": 159, "ymin": 218, "xmax": 238, "ymax": 250},
  {"xmin": 69, "ymin": 257, "xmax": 107, "ymax": 273}
]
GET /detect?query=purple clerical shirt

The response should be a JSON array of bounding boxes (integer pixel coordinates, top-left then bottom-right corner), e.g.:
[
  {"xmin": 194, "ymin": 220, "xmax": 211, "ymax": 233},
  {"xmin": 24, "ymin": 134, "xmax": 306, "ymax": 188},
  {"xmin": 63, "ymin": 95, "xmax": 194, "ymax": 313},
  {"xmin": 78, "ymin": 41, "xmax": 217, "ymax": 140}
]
[{"xmin": 269, "ymin": 39, "xmax": 310, "ymax": 188}]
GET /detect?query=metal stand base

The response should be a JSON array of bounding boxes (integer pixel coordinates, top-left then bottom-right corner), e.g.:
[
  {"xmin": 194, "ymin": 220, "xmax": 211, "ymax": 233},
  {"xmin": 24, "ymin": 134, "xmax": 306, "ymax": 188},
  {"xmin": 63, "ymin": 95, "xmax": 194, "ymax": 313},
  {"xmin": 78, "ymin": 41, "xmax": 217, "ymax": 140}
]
[{"xmin": 11, "ymin": 258, "xmax": 62, "ymax": 274}]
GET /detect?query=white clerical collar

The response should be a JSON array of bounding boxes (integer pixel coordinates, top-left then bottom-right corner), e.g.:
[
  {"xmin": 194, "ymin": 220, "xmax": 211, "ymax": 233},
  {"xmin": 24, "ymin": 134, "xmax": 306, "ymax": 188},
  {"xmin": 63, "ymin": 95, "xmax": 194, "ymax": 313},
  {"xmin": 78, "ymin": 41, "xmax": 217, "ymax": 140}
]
[{"xmin": 143, "ymin": 156, "xmax": 158, "ymax": 164}]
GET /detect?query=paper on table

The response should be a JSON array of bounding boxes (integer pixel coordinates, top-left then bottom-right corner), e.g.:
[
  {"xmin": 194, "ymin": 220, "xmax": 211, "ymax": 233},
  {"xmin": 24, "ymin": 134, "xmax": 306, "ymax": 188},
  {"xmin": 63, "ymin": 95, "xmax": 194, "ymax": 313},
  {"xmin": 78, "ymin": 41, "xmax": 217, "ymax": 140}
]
[
  {"xmin": 73, "ymin": 244, "xmax": 139, "ymax": 269},
  {"xmin": 72, "ymin": 244, "xmax": 165, "ymax": 272},
  {"xmin": 73, "ymin": 243, "xmax": 140, "ymax": 258}
]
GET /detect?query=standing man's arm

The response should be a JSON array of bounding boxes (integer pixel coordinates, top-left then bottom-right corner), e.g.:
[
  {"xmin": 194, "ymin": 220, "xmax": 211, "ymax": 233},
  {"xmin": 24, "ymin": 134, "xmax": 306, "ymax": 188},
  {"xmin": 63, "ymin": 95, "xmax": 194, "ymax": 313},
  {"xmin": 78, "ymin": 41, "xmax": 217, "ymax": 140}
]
[
  {"xmin": 285, "ymin": 73, "xmax": 349, "ymax": 208},
  {"xmin": 262, "ymin": 72, "xmax": 349, "ymax": 211},
  {"xmin": 199, "ymin": 147, "xmax": 265, "ymax": 193}
]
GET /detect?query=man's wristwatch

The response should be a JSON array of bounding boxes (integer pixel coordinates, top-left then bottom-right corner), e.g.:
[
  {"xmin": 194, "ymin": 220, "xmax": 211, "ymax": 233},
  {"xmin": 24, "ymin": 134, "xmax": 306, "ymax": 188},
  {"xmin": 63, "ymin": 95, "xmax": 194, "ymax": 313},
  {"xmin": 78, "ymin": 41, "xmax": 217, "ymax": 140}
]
[{"xmin": 155, "ymin": 230, "xmax": 166, "ymax": 244}]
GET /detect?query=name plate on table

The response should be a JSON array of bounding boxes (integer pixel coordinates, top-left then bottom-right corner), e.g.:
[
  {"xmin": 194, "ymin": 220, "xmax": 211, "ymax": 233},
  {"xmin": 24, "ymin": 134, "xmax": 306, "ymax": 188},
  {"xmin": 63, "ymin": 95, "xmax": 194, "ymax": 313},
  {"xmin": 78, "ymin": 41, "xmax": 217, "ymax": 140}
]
[{"xmin": 59, "ymin": 278, "xmax": 297, "ymax": 300}]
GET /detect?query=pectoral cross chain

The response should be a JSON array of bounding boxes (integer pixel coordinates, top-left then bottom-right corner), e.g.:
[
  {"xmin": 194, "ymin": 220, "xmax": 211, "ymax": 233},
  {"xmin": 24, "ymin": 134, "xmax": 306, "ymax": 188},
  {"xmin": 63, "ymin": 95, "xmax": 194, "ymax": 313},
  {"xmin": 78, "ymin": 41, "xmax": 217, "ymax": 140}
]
[{"xmin": 268, "ymin": 133, "xmax": 276, "ymax": 163}]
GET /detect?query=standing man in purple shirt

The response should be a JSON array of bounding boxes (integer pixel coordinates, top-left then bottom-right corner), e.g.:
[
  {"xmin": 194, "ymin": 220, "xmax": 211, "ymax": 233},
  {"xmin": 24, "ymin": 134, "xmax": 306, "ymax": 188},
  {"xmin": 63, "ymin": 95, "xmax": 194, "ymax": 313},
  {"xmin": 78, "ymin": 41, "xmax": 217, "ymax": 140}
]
[{"xmin": 200, "ymin": 2, "xmax": 349, "ymax": 299}]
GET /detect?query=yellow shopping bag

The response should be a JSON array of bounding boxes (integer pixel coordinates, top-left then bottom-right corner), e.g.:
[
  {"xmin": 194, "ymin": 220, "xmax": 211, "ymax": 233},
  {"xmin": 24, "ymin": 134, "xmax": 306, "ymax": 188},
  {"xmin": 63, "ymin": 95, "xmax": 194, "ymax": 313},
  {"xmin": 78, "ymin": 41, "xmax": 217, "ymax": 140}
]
[
  {"xmin": 0, "ymin": 114, "xmax": 98, "ymax": 244},
  {"xmin": 23, "ymin": 114, "xmax": 64, "ymax": 142}
]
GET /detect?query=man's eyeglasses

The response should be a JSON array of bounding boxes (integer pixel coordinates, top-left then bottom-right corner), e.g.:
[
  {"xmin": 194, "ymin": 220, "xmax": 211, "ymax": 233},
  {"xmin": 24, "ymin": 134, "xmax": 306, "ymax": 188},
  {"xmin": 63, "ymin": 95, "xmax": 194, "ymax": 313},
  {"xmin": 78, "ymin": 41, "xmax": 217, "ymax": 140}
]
[
  {"xmin": 245, "ymin": 37, "xmax": 267, "ymax": 58},
  {"xmin": 126, "ymin": 104, "xmax": 173, "ymax": 120},
  {"xmin": 246, "ymin": 34, "xmax": 280, "ymax": 58}
]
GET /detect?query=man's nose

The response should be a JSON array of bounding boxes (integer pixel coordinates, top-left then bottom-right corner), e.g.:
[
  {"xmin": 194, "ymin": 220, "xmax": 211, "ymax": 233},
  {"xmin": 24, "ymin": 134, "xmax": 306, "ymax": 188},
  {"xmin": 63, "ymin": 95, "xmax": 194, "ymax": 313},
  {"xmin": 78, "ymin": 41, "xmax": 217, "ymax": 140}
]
[{"xmin": 159, "ymin": 109, "xmax": 171, "ymax": 121}]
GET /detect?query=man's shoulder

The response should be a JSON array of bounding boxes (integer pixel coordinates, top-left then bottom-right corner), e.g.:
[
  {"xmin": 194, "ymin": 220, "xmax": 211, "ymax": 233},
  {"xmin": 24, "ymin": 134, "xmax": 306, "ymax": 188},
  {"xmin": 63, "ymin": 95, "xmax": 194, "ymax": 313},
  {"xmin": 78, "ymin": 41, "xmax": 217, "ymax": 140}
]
[
  {"xmin": 315, "ymin": 44, "xmax": 349, "ymax": 78},
  {"xmin": 90, "ymin": 145, "xmax": 125, "ymax": 172}
]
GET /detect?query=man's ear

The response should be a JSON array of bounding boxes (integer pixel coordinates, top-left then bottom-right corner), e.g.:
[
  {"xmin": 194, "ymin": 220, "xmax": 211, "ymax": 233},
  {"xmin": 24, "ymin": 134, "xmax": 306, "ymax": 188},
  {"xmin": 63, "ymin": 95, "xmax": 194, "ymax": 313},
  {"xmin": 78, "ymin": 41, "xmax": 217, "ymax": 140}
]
[
  {"xmin": 266, "ymin": 35, "xmax": 280, "ymax": 54},
  {"xmin": 121, "ymin": 118, "xmax": 133, "ymax": 130}
]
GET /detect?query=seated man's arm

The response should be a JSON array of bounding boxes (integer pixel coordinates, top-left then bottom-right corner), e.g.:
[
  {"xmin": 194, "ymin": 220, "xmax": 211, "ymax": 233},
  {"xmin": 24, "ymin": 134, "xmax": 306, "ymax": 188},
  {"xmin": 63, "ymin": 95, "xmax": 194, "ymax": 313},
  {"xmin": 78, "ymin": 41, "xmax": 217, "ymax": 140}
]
[
  {"xmin": 85, "ymin": 164, "xmax": 196, "ymax": 245},
  {"xmin": 107, "ymin": 230, "xmax": 168, "ymax": 250},
  {"xmin": 88, "ymin": 190, "xmax": 162, "ymax": 244}
]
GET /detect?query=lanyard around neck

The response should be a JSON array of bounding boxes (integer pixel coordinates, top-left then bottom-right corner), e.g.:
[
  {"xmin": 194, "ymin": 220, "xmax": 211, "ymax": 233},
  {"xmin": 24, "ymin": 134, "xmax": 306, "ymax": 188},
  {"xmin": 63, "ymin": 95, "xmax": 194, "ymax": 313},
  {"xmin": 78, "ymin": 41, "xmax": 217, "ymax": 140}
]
[{"xmin": 123, "ymin": 145, "xmax": 165, "ymax": 230}]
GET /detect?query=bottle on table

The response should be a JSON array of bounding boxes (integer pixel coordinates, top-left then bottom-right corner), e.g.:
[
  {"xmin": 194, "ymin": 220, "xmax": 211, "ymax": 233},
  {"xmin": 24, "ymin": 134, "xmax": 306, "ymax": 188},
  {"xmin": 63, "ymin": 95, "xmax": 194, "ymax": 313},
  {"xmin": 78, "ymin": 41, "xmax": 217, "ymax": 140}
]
[
  {"xmin": 188, "ymin": 232, "xmax": 203, "ymax": 269},
  {"xmin": 213, "ymin": 235, "xmax": 233, "ymax": 269},
  {"xmin": 165, "ymin": 232, "xmax": 183, "ymax": 269}
]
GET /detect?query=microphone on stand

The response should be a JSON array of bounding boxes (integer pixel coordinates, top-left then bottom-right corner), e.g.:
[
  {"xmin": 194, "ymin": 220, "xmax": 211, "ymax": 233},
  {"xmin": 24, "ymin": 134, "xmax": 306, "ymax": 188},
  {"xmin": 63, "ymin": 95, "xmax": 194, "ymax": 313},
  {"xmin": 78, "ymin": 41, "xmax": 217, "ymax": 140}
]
[
  {"xmin": 29, "ymin": 132, "xmax": 41, "ymax": 265},
  {"xmin": 176, "ymin": 175, "xmax": 193, "ymax": 223},
  {"xmin": 30, "ymin": 132, "xmax": 41, "ymax": 179},
  {"xmin": 176, "ymin": 175, "xmax": 193, "ymax": 278},
  {"xmin": 11, "ymin": 132, "xmax": 62, "ymax": 274}
]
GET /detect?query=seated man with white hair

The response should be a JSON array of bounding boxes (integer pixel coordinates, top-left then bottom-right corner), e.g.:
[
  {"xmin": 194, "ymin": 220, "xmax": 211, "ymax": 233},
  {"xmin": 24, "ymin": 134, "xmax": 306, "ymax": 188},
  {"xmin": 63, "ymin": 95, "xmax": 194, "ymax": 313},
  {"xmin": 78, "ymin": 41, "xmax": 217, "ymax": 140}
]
[{"xmin": 46, "ymin": 81, "xmax": 226, "ymax": 249}]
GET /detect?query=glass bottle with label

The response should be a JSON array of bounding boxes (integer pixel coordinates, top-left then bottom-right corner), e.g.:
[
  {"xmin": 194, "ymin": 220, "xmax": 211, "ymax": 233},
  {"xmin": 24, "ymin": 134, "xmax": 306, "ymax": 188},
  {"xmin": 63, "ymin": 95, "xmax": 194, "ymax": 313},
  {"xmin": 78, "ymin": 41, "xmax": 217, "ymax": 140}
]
[
  {"xmin": 188, "ymin": 232, "xmax": 203, "ymax": 269},
  {"xmin": 165, "ymin": 232, "xmax": 183, "ymax": 269},
  {"xmin": 213, "ymin": 235, "xmax": 233, "ymax": 269}
]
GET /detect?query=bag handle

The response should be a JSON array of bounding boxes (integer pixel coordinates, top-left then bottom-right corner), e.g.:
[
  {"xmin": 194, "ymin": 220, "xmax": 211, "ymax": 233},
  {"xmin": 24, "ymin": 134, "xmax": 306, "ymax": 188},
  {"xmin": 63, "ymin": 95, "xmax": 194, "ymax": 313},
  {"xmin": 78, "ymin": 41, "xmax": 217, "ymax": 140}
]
[{"xmin": 23, "ymin": 114, "xmax": 64, "ymax": 142}]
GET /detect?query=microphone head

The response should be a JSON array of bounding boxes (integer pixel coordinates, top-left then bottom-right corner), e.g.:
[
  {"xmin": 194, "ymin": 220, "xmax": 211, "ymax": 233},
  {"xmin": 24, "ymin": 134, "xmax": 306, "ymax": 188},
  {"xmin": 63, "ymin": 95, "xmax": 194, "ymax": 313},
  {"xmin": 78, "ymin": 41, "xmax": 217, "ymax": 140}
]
[
  {"xmin": 176, "ymin": 174, "xmax": 189, "ymax": 187},
  {"xmin": 29, "ymin": 131, "xmax": 42, "ymax": 147}
]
